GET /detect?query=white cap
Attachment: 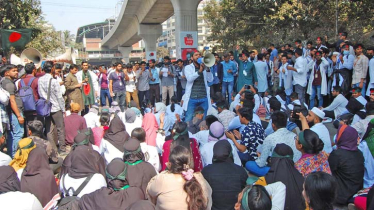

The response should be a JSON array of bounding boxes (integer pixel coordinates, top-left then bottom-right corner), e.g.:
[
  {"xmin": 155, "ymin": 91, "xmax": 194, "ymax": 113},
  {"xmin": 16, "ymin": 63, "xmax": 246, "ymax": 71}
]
[
  {"xmin": 333, "ymin": 52, "xmax": 340, "ymax": 56},
  {"xmin": 311, "ymin": 107, "xmax": 325, "ymax": 119}
]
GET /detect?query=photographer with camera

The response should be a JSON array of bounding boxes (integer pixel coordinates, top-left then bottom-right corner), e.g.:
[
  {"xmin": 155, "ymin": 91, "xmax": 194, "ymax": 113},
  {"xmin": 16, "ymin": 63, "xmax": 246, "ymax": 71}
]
[{"xmin": 296, "ymin": 107, "xmax": 332, "ymax": 153}]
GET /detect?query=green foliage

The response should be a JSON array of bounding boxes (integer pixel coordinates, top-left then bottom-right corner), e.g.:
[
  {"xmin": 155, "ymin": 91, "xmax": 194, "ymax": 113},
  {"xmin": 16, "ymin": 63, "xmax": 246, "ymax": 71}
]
[
  {"xmin": 204, "ymin": 0, "xmax": 374, "ymax": 51},
  {"xmin": 0, "ymin": 0, "xmax": 41, "ymax": 30}
]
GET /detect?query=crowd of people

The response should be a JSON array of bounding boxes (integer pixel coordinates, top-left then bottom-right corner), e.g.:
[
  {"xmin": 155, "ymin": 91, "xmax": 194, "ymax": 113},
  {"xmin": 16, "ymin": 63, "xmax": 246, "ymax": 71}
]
[{"xmin": 0, "ymin": 31, "xmax": 374, "ymax": 210}]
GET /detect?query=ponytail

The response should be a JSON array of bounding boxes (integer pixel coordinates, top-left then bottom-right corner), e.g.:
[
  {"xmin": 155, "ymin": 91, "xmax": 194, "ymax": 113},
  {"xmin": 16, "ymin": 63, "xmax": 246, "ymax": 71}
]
[
  {"xmin": 184, "ymin": 177, "xmax": 207, "ymax": 210},
  {"xmin": 171, "ymin": 96, "xmax": 177, "ymax": 112}
]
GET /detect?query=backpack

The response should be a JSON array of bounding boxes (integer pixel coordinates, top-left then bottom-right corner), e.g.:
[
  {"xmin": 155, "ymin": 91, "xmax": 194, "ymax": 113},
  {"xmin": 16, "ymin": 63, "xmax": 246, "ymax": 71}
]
[
  {"xmin": 57, "ymin": 174, "xmax": 94, "ymax": 210},
  {"xmin": 19, "ymin": 77, "xmax": 36, "ymax": 111}
]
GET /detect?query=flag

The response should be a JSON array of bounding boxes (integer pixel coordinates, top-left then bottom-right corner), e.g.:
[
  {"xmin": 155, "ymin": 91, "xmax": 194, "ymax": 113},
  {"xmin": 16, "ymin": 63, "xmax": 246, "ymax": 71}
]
[{"xmin": 1, "ymin": 29, "xmax": 32, "ymax": 51}]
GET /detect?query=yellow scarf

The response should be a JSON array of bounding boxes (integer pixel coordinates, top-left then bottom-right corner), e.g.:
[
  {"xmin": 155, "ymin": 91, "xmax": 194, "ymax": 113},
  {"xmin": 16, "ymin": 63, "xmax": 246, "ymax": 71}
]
[{"xmin": 9, "ymin": 138, "xmax": 36, "ymax": 172}]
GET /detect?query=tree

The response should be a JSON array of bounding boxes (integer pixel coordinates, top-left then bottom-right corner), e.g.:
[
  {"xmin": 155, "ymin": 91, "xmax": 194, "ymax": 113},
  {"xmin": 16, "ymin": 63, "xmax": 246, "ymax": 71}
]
[
  {"xmin": 0, "ymin": 0, "xmax": 41, "ymax": 30},
  {"xmin": 157, "ymin": 47, "xmax": 169, "ymax": 60}
]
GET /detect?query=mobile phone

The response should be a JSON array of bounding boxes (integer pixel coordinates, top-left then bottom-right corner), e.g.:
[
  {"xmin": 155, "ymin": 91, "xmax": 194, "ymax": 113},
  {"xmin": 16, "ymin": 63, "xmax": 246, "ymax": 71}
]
[{"xmin": 244, "ymin": 85, "xmax": 250, "ymax": 89}]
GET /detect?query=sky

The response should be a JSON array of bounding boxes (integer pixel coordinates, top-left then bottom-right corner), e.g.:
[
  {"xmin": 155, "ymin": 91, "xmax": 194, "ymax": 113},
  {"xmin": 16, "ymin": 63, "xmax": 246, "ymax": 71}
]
[{"xmin": 40, "ymin": 0, "xmax": 120, "ymax": 35}]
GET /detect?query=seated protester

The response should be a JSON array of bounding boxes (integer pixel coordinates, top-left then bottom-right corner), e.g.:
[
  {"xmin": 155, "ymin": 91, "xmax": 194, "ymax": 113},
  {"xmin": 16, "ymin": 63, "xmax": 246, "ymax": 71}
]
[
  {"xmin": 262, "ymin": 89, "xmax": 274, "ymax": 119},
  {"xmin": 347, "ymin": 87, "xmax": 368, "ymax": 125},
  {"xmin": 352, "ymin": 101, "xmax": 374, "ymax": 139},
  {"xmin": 200, "ymin": 122, "xmax": 241, "ymax": 167},
  {"xmin": 264, "ymin": 144, "xmax": 305, "ymax": 210},
  {"xmin": 154, "ymin": 102, "xmax": 167, "ymax": 125},
  {"xmin": 225, "ymin": 107, "xmax": 265, "ymax": 166},
  {"xmin": 294, "ymin": 129, "xmax": 331, "ymax": 176},
  {"xmin": 234, "ymin": 182, "xmax": 286, "ymax": 210},
  {"xmin": 0, "ymin": 166, "xmax": 43, "ymax": 209},
  {"xmin": 77, "ymin": 159, "xmax": 144, "ymax": 210},
  {"xmin": 216, "ymin": 100, "xmax": 236, "ymax": 131},
  {"xmin": 127, "ymin": 200, "xmax": 156, "ymax": 210},
  {"xmin": 287, "ymin": 92, "xmax": 308, "ymax": 110},
  {"xmin": 123, "ymin": 138, "xmax": 157, "ymax": 196},
  {"xmin": 359, "ymin": 119, "xmax": 374, "ymax": 188},
  {"xmin": 142, "ymin": 113, "xmax": 159, "ymax": 147},
  {"xmin": 147, "ymin": 145, "xmax": 212, "ymax": 210},
  {"xmin": 92, "ymin": 112, "xmax": 110, "ymax": 148},
  {"xmin": 84, "ymin": 107, "xmax": 100, "ymax": 129},
  {"xmin": 228, "ymin": 100, "xmax": 262, "ymax": 133},
  {"xmin": 27, "ymin": 120, "xmax": 61, "ymax": 173},
  {"xmin": 297, "ymin": 107, "xmax": 332, "ymax": 153},
  {"xmin": 130, "ymin": 100, "xmax": 143, "ymax": 119},
  {"xmin": 230, "ymin": 86, "xmax": 255, "ymax": 113},
  {"xmin": 248, "ymin": 86, "xmax": 261, "ymax": 113},
  {"xmin": 207, "ymin": 94, "xmax": 220, "ymax": 117},
  {"xmin": 0, "ymin": 132, "xmax": 11, "ymax": 166},
  {"xmin": 21, "ymin": 147, "xmax": 59, "ymax": 207},
  {"xmin": 60, "ymin": 128, "xmax": 106, "ymax": 178},
  {"xmin": 9, "ymin": 137, "xmax": 36, "ymax": 179},
  {"xmin": 303, "ymin": 172, "xmax": 337, "ymax": 210},
  {"xmin": 100, "ymin": 115, "xmax": 130, "ymax": 164},
  {"xmin": 131, "ymin": 128, "xmax": 161, "ymax": 172},
  {"xmin": 247, "ymin": 111, "xmax": 300, "ymax": 177},
  {"xmin": 264, "ymin": 99, "xmax": 298, "ymax": 136},
  {"xmin": 60, "ymin": 139, "xmax": 107, "ymax": 199},
  {"xmin": 64, "ymin": 103, "xmax": 87, "ymax": 150},
  {"xmin": 187, "ymin": 106, "xmax": 205, "ymax": 134},
  {"xmin": 322, "ymin": 86, "xmax": 348, "ymax": 119},
  {"xmin": 166, "ymin": 96, "xmax": 184, "ymax": 125},
  {"xmin": 193, "ymin": 115, "xmax": 219, "ymax": 147},
  {"xmin": 161, "ymin": 122, "xmax": 203, "ymax": 172},
  {"xmin": 229, "ymin": 91, "xmax": 237, "ymax": 112},
  {"xmin": 328, "ymin": 125, "xmax": 365, "ymax": 206},
  {"xmin": 124, "ymin": 108, "xmax": 142, "ymax": 136},
  {"xmin": 274, "ymin": 87, "xmax": 287, "ymax": 109},
  {"xmin": 202, "ymin": 140, "xmax": 247, "ymax": 210}
]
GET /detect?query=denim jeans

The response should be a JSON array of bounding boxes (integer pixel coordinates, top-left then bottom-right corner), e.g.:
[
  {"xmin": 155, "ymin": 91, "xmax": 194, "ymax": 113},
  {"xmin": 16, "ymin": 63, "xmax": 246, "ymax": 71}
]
[
  {"xmin": 113, "ymin": 90, "xmax": 126, "ymax": 112},
  {"xmin": 294, "ymin": 84, "xmax": 306, "ymax": 105},
  {"xmin": 138, "ymin": 90, "xmax": 149, "ymax": 104},
  {"xmin": 309, "ymin": 85, "xmax": 323, "ymax": 108},
  {"xmin": 184, "ymin": 97, "xmax": 208, "ymax": 122},
  {"xmin": 222, "ymin": 81, "xmax": 234, "ymax": 104},
  {"xmin": 245, "ymin": 161, "xmax": 270, "ymax": 177},
  {"xmin": 7, "ymin": 113, "xmax": 25, "ymax": 158},
  {"xmin": 353, "ymin": 82, "xmax": 366, "ymax": 96},
  {"xmin": 100, "ymin": 88, "xmax": 112, "ymax": 106}
]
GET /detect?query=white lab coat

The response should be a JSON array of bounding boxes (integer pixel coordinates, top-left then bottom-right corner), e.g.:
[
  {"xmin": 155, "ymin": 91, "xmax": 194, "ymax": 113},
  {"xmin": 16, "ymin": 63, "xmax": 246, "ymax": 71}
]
[
  {"xmin": 366, "ymin": 57, "xmax": 374, "ymax": 96},
  {"xmin": 307, "ymin": 58, "xmax": 329, "ymax": 96},
  {"xmin": 182, "ymin": 63, "xmax": 213, "ymax": 111}
]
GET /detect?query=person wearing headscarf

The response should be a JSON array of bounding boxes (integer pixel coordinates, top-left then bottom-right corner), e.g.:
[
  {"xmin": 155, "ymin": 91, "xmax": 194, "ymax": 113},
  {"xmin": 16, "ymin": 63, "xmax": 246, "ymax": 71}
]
[
  {"xmin": 126, "ymin": 200, "xmax": 156, "ymax": 210},
  {"xmin": 123, "ymin": 138, "xmax": 157, "ymax": 196},
  {"xmin": 142, "ymin": 113, "xmax": 159, "ymax": 147},
  {"xmin": 77, "ymin": 158, "xmax": 144, "ymax": 210},
  {"xmin": 20, "ymin": 147, "xmax": 59, "ymax": 207},
  {"xmin": 100, "ymin": 115, "xmax": 130, "ymax": 164},
  {"xmin": 360, "ymin": 118, "xmax": 374, "ymax": 188},
  {"xmin": 161, "ymin": 122, "xmax": 203, "ymax": 172},
  {"xmin": 131, "ymin": 128, "xmax": 160, "ymax": 172},
  {"xmin": 295, "ymin": 129, "xmax": 331, "ymax": 177},
  {"xmin": 264, "ymin": 143, "xmax": 305, "ymax": 210},
  {"xmin": 199, "ymin": 122, "xmax": 241, "ymax": 166},
  {"xmin": 0, "ymin": 165, "xmax": 43, "ymax": 209},
  {"xmin": 124, "ymin": 108, "xmax": 142, "ymax": 135},
  {"xmin": 130, "ymin": 100, "xmax": 143, "ymax": 119},
  {"xmin": 201, "ymin": 140, "xmax": 247, "ymax": 210},
  {"xmin": 165, "ymin": 96, "xmax": 184, "ymax": 124},
  {"xmin": 60, "ymin": 137, "xmax": 107, "ymax": 198},
  {"xmin": 147, "ymin": 145, "xmax": 212, "ymax": 210},
  {"xmin": 60, "ymin": 128, "xmax": 106, "ymax": 179},
  {"xmin": 328, "ymin": 125, "xmax": 364, "ymax": 205},
  {"xmin": 9, "ymin": 137, "xmax": 36, "ymax": 179}
]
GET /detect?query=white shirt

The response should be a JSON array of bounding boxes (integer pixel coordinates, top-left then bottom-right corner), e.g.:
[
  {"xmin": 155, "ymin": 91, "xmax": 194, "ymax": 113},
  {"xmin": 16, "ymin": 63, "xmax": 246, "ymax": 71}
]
[
  {"xmin": 199, "ymin": 140, "xmax": 241, "ymax": 167},
  {"xmin": 265, "ymin": 182, "xmax": 286, "ymax": 210},
  {"xmin": 193, "ymin": 130, "xmax": 209, "ymax": 148},
  {"xmin": 322, "ymin": 94, "xmax": 348, "ymax": 118},
  {"xmin": 125, "ymin": 71, "xmax": 137, "ymax": 92},
  {"xmin": 124, "ymin": 117, "xmax": 142, "ymax": 137},
  {"xmin": 292, "ymin": 56, "xmax": 308, "ymax": 87},
  {"xmin": 0, "ymin": 151, "xmax": 11, "ymax": 166},
  {"xmin": 84, "ymin": 112, "xmax": 100, "ymax": 128},
  {"xmin": 0, "ymin": 192, "xmax": 43, "ymax": 210},
  {"xmin": 99, "ymin": 139, "xmax": 124, "ymax": 165},
  {"xmin": 60, "ymin": 173, "xmax": 106, "ymax": 198},
  {"xmin": 310, "ymin": 123, "xmax": 332, "ymax": 153},
  {"xmin": 140, "ymin": 142, "xmax": 160, "ymax": 172}
]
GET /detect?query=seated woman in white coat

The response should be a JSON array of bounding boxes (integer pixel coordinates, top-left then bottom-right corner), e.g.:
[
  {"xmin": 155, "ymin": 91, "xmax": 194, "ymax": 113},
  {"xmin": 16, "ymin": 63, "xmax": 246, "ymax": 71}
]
[
  {"xmin": 99, "ymin": 115, "xmax": 130, "ymax": 164},
  {"xmin": 200, "ymin": 121, "xmax": 241, "ymax": 167}
]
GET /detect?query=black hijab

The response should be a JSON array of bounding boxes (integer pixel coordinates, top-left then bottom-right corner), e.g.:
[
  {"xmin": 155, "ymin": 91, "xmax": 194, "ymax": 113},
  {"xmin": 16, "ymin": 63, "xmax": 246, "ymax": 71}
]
[
  {"xmin": 212, "ymin": 140, "xmax": 234, "ymax": 163},
  {"xmin": 78, "ymin": 159, "xmax": 144, "ymax": 210},
  {"xmin": 61, "ymin": 129, "xmax": 106, "ymax": 179},
  {"xmin": 104, "ymin": 115, "xmax": 130, "ymax": 152},
  {"xmin": 68, "ymin": 146, "xmax": 105, "ymax": 179},
  {"xmin": 346, "ymin": 98, "xmax": 367, "ymax": 119},
  {"xmin": 20, "ymin": 147, "xmax": 59, "ymax": 207},
  {"xmin": 0, "ymin": 166, "xmax": 20, "ymax": 193},
  {"xmin": 265, "ymin": 144, "xmax": 305, "ymax": 210}
]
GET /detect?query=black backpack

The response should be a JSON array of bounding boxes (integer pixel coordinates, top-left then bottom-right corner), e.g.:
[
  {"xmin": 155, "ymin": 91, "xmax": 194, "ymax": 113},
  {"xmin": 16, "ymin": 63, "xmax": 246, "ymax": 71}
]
[{"xmin": 57, "ymin": 174, "xmax": 94, "ymax": 210}]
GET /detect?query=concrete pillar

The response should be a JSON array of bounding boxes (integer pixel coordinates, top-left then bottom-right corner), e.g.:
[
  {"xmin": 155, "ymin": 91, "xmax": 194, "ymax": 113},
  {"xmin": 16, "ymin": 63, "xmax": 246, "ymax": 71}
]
[
  {"xmin": 170, "ymin": 0, "xmax": 200, "ymax": 59},
  {"xmin": 138, "ymin": 24, "xmax": 162, "ymax": 61},
  {"xmin": 118, "ymin": 46, "xmax": 132, "ymax": 63}
]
